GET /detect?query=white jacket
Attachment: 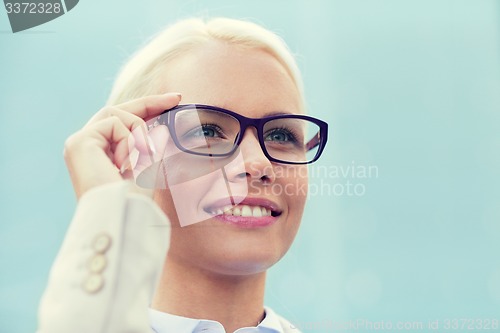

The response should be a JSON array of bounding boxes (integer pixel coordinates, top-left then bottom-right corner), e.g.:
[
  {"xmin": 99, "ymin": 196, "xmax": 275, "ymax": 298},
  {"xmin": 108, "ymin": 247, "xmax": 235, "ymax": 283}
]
[{"xmin": 36, "ymin": 181, "xmax": 300, "ymax": 333}]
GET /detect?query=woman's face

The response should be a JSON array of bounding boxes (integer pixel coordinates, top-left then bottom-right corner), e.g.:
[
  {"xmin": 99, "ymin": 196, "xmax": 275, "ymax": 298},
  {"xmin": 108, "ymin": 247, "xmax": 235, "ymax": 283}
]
[{"xmin": 153, "ymin": 41, "xmax": 308, "ymax": 276}]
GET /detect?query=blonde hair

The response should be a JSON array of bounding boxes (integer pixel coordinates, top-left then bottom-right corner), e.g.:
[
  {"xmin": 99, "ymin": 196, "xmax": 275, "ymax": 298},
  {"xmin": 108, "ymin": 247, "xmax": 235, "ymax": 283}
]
[{"xmin": 107, "ymin": 17, "xmax": 305, "ymax": 109}]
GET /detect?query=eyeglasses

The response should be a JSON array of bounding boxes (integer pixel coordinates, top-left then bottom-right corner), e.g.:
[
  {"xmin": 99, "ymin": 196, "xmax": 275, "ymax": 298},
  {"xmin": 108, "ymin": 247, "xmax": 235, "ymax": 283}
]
[{"xmin": 147, "ymin": 104, "xmax": 328, "ymax": 165}]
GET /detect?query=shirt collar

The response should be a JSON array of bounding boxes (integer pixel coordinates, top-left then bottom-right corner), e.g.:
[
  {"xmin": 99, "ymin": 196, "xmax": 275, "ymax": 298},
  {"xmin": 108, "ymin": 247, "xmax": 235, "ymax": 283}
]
[
  {"xmin": 258, "ymin": 306, "xmax": 284, "ymax": 333},
  {"xmin": 149, "ymin": 306, "xmax": 283, "ymax": 333}
]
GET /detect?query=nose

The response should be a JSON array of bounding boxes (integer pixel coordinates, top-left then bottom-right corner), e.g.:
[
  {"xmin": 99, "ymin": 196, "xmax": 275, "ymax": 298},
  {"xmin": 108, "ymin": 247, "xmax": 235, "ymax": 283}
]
[{"xmin": 223, "ymin": 128, "xmax": 276, "ymax": 184}]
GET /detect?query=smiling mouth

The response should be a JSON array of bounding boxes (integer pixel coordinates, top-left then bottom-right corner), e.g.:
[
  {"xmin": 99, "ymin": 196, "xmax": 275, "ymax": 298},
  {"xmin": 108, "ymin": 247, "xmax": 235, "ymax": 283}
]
[{"xmin": 205, "ymin": 205, "xmax": 282, "ymax": 218}]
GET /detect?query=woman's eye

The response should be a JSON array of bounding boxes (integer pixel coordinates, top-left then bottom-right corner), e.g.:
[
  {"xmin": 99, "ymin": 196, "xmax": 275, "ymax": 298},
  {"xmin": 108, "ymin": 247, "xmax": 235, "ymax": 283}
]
[
  {"xmin": 190, "ymin": 125, "xmax": 222, "ymax": 138},
  {"xmin": 265, "ymin": 129, "xmax": 296, "ymax": 143},
  {"xmin": 264, "ymin": 129, "xmax": 297, "ymax": 143}
]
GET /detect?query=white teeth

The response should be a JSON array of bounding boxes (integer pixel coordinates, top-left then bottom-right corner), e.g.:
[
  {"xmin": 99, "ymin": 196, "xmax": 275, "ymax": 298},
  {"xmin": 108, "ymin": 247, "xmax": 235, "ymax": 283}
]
[
  {"xmin": 262, "ymin": 207, "xmax": 270, "ymax": 216},
  {"xmin": 212, "ymin": 205, "xmax": 273, "ymax": 217},
  {"xmin": 233, "ymin": 207, "xmax": 241, "ymax": 216},
  {"xmin": 252, "ymin": 206, "xmax": 262, "ymax": 217},
  {"xmin": 241, "ymin": 205, "xmax": 252, "ymax": 217},
  {"xmin": 223, "ymin": 206, "xmax": 232, "ymax": 215}
]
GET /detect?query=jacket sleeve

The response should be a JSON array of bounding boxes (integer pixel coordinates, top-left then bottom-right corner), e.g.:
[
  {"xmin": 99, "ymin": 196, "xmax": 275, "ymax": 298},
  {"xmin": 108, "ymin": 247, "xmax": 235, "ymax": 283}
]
[{"xmin": 36, "ymin": 181, "xmax": 170, "ymax": 333}]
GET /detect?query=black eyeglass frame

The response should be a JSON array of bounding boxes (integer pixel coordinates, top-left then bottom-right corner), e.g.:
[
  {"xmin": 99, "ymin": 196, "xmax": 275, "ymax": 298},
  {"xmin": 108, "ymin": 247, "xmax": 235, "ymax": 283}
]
[{"xmin": 149, "ymin": 104, "xmax": 329, "ymax": 165}]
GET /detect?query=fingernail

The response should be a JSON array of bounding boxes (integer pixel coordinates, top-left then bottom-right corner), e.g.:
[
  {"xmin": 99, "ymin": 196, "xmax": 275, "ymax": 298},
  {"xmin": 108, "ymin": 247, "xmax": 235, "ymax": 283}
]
[
  {"xmin": 136, "ymin": 124, "xmax": 157, "ymax": 155},
  {"xmin": 165, "ymin": 92, "xmax": 181, "ymax": 99},
  {"xmin": 147, "ymin": 137, "xmax": 157, "ymax": 155},
  {"xmin": 120, "ymin": 162, "xmax": 129, "ymax": 174},
  {"xmin": 120, "ymin": 148, "xmax": 139, "ymax": 174}
]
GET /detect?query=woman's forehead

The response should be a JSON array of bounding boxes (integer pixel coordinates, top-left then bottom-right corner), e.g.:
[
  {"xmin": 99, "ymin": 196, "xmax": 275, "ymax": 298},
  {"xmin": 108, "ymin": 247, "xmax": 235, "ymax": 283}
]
[{"xmin": 157, "ymin": 41, "xmax": 303, "ymax": 118}]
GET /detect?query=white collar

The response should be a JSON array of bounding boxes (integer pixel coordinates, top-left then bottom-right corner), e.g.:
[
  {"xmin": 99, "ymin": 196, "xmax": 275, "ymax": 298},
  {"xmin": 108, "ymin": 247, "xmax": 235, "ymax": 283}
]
[{"xmin": 150, "ymin": 306, "xmax": 283, "ymax": 333}]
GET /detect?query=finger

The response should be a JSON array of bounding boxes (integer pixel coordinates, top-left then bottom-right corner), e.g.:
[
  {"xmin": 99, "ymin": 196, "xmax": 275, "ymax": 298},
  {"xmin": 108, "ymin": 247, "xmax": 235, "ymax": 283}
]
[
  {"xmin": 130, "ymin": 124, "xmax": 156, "ymax": 163},
  {"xmin": 148, "ymin": 124, "xmax": 171, "ymax": 158},
  {"xmin": 85, "ymin": 116, "xmax": 133, "ymax": 169},
  {"xmin": 114, "ymin": 93, "xmax": 181, "ymax": 120},
  {"xmin": 120, "ymin": 120, "xmax": 171, "ymax": 178},
  {"xmin": 133, "ymin": 124, "xmax": 170, "ymax": 172},
  {"xmin": 86, "ymin": 106, "xmax": 148, "ymax": 130},
  {"xmin": 86, "ymin": 108, "xmax": 152, "ymax": 166}
]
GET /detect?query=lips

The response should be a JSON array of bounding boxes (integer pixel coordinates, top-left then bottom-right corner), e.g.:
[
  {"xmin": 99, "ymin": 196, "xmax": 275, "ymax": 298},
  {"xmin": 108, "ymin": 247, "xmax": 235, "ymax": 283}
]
[{"xmin": 203, "ymin": 197, "xmax": 283, "ymax": 227}]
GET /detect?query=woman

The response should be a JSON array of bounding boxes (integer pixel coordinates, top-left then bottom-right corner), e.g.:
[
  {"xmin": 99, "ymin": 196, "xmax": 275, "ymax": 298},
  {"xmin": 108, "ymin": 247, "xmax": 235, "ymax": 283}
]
[{"xmin": 37, "ymin": 17, "xmax": 328, "ymax": 333}]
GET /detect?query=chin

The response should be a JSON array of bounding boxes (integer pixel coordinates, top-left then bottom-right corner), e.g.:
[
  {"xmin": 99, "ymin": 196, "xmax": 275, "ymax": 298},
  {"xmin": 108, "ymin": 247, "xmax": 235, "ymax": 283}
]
[
  {"xmin": 205, "ymin": 242, "xmax": 289, "ymax": 276},
  {"xmin": 205, "ymin": 257, "xmax": 277, "ymax": 276}
]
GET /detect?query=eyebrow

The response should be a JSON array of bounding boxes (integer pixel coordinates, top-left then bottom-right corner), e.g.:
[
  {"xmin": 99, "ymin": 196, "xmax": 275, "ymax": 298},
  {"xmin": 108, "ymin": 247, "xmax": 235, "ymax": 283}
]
[
  {"xmin": 176, "ymin": 108, "xmax": 236, "ymax": 122},
  {"xmin": 263, "ymin": 111, "xmax": 294, "ymax": 117},
  {"xmin": 214, "ymin": 102, "xmax": 295, "ymax": 118}
]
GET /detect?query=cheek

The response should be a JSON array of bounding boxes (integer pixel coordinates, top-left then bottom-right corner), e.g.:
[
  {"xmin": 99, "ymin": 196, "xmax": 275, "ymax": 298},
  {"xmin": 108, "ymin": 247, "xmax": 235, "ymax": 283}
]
[
  {"xmin": 275, "ymin": 165, "xmax": 308, "ymax": 244},
  {"xmin": 152, "ymin": 159, "xmax": 211, "ymax": 227},
  {"xmin": 285, "ymin": 167, "xmax": 308, "ymax": 234},
  {"xmin": 277, "ymin": 165, "xmax": 308, "ymax": 208},
  {"xmin": 153, "ymin": 189, "xmax": 179, "ymax": 227},
  {"xmin": 157, "ymin": 155, "xmax": 229, "ymax": 226}
]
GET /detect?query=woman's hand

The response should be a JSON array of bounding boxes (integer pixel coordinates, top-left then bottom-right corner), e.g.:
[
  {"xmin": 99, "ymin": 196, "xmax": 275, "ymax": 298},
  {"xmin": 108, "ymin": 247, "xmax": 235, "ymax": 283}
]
[{"xmin": 63, "ymin": 93, "xmax": 181, "ymax": 199}]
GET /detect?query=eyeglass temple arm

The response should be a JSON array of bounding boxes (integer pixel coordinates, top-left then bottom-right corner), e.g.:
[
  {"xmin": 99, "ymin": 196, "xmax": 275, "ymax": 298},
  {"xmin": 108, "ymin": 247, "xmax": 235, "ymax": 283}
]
[{"xmin": 305, "ymin": 133, "xmax": 321, "ymax": 152}]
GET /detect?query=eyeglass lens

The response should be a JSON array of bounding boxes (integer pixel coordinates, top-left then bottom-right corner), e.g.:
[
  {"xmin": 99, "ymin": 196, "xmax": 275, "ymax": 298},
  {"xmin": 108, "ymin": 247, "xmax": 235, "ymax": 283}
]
[{"xmin": 173, "ymin": 107, "xmax": 321, "ymax": 163}]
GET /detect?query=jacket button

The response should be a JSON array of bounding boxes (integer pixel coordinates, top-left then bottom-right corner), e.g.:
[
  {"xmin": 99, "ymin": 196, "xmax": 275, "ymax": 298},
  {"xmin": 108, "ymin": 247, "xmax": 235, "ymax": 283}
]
[
  {"xmin": 88, "ymin": 254, "xmax": 107, "ymax": 273},
  {"xmin": 92, "ymin": 233, "xmax": 112, "ymax": 253},
  {"xmin": 82, "ymin": 274, "xmax": 104, "ymax": 293}
]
